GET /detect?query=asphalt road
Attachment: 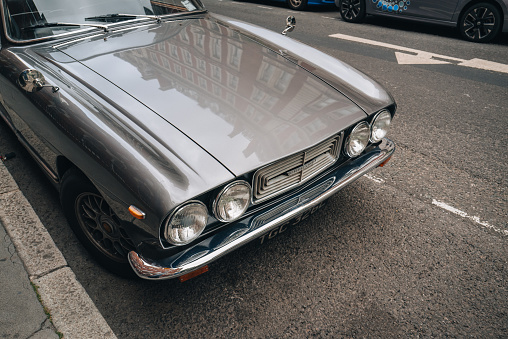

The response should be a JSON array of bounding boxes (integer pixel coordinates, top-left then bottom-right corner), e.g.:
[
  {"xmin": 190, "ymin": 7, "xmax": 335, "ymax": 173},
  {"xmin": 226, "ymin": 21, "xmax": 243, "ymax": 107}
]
[{"xmin": 1, "ymin": 1, "xmax": 507, "ymax": 337}]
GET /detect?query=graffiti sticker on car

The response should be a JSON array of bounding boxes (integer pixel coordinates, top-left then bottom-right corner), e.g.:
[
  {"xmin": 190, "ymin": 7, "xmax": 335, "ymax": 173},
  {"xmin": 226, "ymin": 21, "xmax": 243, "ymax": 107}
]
[{"xmin": 373, "ymin": 0, "xmax": 411, "ymax": 13}]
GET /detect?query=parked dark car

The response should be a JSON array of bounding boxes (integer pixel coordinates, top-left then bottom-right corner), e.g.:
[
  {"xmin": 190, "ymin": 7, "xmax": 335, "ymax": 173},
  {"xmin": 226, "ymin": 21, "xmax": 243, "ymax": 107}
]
[
  {"xmin": 0, "ymin": 0, "xmax": 395, "ymax": 280},
  {"xmin": 269, "ymin": 0, "xmax": 336, "ymax": 11},
  {"xmin": 337, "ymin": 0, "xmax": 508, "ymax": 42}
]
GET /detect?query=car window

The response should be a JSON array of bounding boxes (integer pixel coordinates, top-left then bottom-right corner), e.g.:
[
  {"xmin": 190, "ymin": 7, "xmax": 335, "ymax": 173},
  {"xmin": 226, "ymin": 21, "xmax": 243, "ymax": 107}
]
[{"xmin": 2, "ymin": 0, "xmax": 204, "ymax": 42}]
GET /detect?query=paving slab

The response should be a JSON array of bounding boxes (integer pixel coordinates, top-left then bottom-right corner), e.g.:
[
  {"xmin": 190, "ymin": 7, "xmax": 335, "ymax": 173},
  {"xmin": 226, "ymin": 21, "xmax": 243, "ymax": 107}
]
[{"xmin": 0, "ymin": 221, "xmax": 59, "ymax": 339}]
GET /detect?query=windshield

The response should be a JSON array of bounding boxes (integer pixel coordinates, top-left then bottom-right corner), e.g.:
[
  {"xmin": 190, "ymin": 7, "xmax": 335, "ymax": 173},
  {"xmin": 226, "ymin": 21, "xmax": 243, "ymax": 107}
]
[{"xmin": 2, "ymin": 0, "xmax": 204, "ymax": 42}]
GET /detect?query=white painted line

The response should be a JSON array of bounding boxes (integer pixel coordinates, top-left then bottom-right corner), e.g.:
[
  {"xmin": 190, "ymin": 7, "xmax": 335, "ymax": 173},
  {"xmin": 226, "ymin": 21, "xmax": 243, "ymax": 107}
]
[
  {"xmin": 257, "ymin": 5, "xmax": 274, "ymax": 9},
  {"xmin": 0, "ymin": 162, "xmax": 117, "ymax": 339},
  {"xmin": 365, "ymin": 173, "xmax": 385, "ymax": 184},
  {"xmin": 395, "ymin": 51, "xmax": 450, "ymax": 65},
  {"xmin": 330, "ymin": 33, "xmax": 461, "ymax": 60},
  {"xmin": 361, "ymin": 170, "xmax": 506, "ymax": 236},
  {"xmin": 432, "ymin": 199, "xmax": 507, "ymax": 236},
  {"xmin": 329, "ymin": 33, "xmax": 508, "ymax": 74}
]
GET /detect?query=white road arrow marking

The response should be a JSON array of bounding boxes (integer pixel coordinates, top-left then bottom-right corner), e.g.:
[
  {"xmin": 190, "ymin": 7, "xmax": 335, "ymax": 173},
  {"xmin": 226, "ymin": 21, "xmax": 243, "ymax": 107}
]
[
  {"xmin": 395, "ymin": 52, "xmax": 450, "ymax": 65},
  {"xmin": 458, "ymin": 58, "xmax": 508, "ymax": 73},
  {"xmin": 329, "ymin": 33, "xmax": 508, "ymax": 74}
]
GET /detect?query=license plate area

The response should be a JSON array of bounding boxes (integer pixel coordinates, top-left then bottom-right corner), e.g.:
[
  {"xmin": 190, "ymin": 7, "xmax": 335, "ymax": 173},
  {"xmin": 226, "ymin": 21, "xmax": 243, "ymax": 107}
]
[{"xmin": 258, "ymin": 200, "xmax": 327, "ymax": 244}]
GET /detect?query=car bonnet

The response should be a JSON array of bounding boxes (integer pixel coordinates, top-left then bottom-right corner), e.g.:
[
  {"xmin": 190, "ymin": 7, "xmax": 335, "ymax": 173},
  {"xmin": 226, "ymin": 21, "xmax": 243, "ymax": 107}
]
[{"xmin": 53, "ymin": 16, "xmax": 369, "ymax": 176}]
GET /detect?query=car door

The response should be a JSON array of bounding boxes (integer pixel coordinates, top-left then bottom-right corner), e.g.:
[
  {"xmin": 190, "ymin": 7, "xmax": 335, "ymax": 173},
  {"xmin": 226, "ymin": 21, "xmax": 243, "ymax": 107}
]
[{"xmin": 367, "ymin": 0, "xmax": 460, "ymax": 22}]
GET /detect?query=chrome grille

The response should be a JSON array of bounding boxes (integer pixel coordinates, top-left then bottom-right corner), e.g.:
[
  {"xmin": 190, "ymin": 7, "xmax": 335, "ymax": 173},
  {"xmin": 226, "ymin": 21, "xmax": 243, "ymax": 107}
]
[
  {"xmin": 252, "ymin": 133, "xmax": 342, "ymax": 203},
  {"xmin": 251, "ymin": 177, "xmax": 335, "ymax": 229}
]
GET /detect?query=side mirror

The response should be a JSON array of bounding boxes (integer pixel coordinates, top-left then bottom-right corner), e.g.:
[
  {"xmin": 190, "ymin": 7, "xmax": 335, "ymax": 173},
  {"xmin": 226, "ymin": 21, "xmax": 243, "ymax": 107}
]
[
  {"xmin": 18, "ymin": 69, "xmax": 59, "ymax": 93},
  {"xmin": 282, "ymin": 16, "xmax": 296, "ymax": 35}
]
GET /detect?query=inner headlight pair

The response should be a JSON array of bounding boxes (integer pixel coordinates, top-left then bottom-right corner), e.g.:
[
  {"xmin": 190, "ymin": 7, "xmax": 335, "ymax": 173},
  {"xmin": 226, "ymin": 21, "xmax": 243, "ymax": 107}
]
[
  {"xmin": 345, "ymin": 110, "xmax": 392, "ymax": 157},
  {"xmin": 164, "ymin": 181, "xmax": 251, "ymax": 246}
]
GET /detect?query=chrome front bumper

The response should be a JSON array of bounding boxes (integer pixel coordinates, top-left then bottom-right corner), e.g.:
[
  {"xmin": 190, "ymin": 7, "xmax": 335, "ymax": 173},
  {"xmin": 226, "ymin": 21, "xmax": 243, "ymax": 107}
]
[{"xmin": 128, "ymin": 138, "xmax": 395, "ymax": 280}]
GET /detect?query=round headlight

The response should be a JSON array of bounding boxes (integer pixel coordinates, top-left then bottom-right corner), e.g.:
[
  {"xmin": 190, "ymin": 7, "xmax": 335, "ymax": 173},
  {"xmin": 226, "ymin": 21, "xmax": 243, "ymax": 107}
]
[
  {"xmin": 214, "ymin": 181, "xmax": 251, "ymax": 222},
  {"xmin": 346, "ymin": 122, "xmax": 370, "ymax": 157},
  {"xmin": 164, "ymin": 202, "xmax": 208, "ymax": 246},
  {"xmin": 370, "ymin": 110, "xmax": 392, "ymax": 143}
]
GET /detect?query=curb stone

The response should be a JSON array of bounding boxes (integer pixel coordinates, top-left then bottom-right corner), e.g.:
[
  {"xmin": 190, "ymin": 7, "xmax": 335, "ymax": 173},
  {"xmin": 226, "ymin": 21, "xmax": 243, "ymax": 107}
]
[{"xmin": 0, "ymin": 160, "xmax": 117, "ymax": 339}]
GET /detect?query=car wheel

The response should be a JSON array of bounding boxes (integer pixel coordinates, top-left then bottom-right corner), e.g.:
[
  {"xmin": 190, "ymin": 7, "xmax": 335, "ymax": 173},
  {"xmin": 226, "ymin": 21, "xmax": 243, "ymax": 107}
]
[
  {"xmin": 339, "ymin": 0, "xmax": 366, "ymax": 23},
  {"xmin": 459, "ymin": 3, "xmax": 501, "ymax": 43},
  {"xmin": 60, "ymin": 168, "xmax": 135, "ymax": 277},
  {"xmin": 287, "ymin": 0, "xmax": 308, "ymax": 11}
]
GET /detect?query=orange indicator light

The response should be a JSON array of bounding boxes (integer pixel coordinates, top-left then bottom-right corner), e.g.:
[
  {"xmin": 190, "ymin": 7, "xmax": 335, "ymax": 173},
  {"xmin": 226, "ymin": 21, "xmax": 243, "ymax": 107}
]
[
  {"xmin": 378, "ymin": 155, "xmax": 392, "ymax": 167},
  {"xmin": 129, "ymin": 205, "xmax": 146, "ymax": 220},
  {"xmin": 178, "ymin": 266, "xmax": 209, "ymax": 282}
]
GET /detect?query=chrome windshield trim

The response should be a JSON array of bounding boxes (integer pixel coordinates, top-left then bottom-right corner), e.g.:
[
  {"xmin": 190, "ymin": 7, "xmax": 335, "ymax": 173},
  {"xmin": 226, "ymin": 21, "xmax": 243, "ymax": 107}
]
[
  {"xmin": 0, "ymin": 0, "xmax": 114, "ymax": 45},
  {"xmin": 128, "ymin": 138, "xmax": 395, "ymax": 280},
  {"xmin": 0, "ymin": 0, "xmax": 208, "ymax": 45}
]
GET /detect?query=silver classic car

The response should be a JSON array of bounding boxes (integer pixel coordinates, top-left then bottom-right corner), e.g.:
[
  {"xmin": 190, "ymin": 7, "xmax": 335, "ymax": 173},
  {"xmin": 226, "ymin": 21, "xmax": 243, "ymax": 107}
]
[{"xmin": 0, "ymin": 0, "xmax": 395, "ymax": 280}]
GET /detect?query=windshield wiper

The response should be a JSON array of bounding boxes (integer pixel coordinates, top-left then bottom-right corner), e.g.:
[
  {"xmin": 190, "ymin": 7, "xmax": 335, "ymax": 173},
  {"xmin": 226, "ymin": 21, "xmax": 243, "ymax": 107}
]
[
  {"xmin": 22, "ymin": 22, "xmax": 109, "ymax": 32},
  {"xmin": 85, "ymin": 13, "xmax": 161, "ymax": 23}
]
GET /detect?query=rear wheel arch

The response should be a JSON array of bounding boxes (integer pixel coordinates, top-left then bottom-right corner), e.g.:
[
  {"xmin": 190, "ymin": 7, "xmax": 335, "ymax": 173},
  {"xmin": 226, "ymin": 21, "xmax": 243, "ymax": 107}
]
[
  {"xmin": 56, "ymin": 156, "xmax": 76, "ymax": 183},
  {"xmin": 458, "ymin": 0, "xmax": 504, "ymax": 24}
]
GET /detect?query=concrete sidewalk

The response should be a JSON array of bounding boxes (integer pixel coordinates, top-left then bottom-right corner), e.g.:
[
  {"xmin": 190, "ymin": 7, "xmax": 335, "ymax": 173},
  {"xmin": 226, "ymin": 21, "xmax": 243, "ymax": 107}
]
[
  {"xmin": 0, "ymin": 221, "xmax": 59, "ymax": 339},
  {"xmin": 0, "ymin": 160, "xmax": 117, "ymax": 339}
]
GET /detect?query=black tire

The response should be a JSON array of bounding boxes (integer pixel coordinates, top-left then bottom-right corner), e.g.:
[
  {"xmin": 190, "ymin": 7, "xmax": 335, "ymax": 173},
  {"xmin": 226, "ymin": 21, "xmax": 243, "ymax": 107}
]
[
  {"xmin": 459, "ymin": 2, "xmax": 501, "ymax": 43},
  {"xmin": 339, "ymin": 0, "xmax": 366, "ymax": 23},
  {"xmin": 60, "ymin": 168, "xmax": 135, "ymax": 277},
  {"xmin": 287, "ymin": 0, "xmax": 308, "ymax": 11}
]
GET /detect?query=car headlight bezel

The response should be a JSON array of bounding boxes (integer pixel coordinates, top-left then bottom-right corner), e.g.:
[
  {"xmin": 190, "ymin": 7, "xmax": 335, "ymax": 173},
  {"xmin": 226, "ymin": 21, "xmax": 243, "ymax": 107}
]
[
  {"xmin": 213, "ymin": 180, "xmax": 251, "ymax": 222},
  {"xmin": 164, "ymin": 201, "xmax": 208, "ymax": 246},
  {"xmin": 345, "ymin": 121, "xmax": 371, "ymax": 158},
  {"xmin": 370, "ymin": 109, "xmax": 392, "ymax": 143}
]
